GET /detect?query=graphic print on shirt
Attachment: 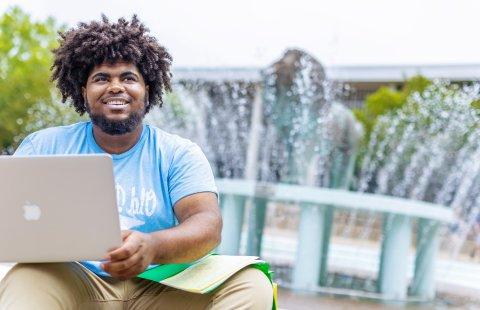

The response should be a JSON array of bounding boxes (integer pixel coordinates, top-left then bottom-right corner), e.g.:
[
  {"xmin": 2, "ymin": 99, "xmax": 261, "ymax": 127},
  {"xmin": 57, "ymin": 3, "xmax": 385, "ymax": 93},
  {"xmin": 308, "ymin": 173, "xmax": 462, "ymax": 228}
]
[{"xmin": 115, "ymin": 183, "xmax": 158, "ymax": 230}]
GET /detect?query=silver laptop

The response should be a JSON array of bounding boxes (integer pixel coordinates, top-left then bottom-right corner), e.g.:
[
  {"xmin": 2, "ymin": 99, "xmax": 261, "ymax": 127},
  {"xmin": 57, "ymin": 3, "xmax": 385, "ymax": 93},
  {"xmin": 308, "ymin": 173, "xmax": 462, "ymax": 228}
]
[{"xmin": 0, "ymin": 154, "xmax": 122, "ymax": 262}]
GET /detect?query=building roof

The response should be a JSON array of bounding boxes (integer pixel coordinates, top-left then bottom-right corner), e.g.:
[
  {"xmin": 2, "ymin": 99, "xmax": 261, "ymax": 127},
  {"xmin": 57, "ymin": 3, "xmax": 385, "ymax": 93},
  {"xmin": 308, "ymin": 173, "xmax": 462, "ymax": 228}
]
[
  {"xmin": 173, "ymin": 67, "xmax": 261, "ymax": 82},
  {"xmin": 173, "ymin": 64, "xmax": 480, "ymax": 83}
]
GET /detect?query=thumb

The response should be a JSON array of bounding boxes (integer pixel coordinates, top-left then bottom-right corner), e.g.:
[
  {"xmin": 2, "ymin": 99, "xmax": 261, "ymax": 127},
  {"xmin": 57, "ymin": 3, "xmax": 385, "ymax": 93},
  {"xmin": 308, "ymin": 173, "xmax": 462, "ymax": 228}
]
[{"xmin": 121, "ymin": 230, "xmax": 133, "ymax": 241}]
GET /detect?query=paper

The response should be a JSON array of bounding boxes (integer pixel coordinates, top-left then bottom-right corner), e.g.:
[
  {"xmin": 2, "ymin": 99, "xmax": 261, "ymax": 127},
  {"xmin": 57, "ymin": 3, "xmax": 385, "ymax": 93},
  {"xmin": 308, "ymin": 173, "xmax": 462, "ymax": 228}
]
[{"xmin": 159, "ymin": 255, "xmax": 260, "ymax": 293}]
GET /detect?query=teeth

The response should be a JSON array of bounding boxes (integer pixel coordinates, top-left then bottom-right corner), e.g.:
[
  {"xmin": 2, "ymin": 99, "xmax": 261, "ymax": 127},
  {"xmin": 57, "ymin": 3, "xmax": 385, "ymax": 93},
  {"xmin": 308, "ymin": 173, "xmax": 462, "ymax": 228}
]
[{"xmin": 105, "ymin": 100, "xmax": 127, "ymax": 105}]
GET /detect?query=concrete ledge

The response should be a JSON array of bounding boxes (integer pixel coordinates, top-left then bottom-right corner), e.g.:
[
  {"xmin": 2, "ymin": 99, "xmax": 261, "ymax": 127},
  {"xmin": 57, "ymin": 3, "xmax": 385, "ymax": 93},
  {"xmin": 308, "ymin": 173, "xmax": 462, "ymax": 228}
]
[{"xmin": 217, "ymin": 179, "xmax": 453, "ymax": 222}]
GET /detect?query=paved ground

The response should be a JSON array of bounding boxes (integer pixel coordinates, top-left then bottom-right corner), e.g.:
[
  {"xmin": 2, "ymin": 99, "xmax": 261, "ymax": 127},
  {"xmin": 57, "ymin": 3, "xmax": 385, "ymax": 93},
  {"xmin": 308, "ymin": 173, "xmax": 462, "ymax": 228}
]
[
  {"xmin": 276, "ymin": 289, "xmax": 475, "ymax": 310},
  {"xmin": 277, "ymin": 288, "xmax": 389, "ymax": 310}
]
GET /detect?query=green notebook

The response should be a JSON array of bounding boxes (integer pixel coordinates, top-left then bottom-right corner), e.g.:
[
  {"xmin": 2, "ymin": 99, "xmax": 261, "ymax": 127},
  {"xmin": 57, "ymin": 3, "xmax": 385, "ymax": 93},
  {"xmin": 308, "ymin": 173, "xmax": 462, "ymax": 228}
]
[{"xmin": 137, "ymin": 254, "xmax": 277, "ymax": 309}]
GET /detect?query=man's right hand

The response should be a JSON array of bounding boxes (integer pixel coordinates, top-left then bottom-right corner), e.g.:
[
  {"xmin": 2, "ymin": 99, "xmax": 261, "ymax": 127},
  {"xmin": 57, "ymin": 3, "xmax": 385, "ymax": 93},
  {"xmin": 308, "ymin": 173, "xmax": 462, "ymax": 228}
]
[{"xmin": 101, "ymin": 230, "xmax": 156, "ymax": 280}]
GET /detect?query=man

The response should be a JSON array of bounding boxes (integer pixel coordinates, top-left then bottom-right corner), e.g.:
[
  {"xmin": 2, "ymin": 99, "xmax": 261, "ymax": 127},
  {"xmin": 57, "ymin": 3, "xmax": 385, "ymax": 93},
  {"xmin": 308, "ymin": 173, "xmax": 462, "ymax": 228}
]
[{"xmin": 0, "ymin": 16, "xmax": 272, "ymax": 309}]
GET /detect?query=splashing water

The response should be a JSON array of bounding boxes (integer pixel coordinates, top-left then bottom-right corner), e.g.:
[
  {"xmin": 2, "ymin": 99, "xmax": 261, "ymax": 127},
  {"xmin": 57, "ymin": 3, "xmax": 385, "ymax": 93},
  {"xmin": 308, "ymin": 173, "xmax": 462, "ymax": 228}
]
[
  {"xmin": 355, "ymin": 81, "xmax": 480, "ymax": 260},
  {"xmin": 147, "ymin": 49, "xmax": 358, "ymax": 188},
  {"xmin": 146, "ymin": 80, "xmax": 257, "ymax": 179}
]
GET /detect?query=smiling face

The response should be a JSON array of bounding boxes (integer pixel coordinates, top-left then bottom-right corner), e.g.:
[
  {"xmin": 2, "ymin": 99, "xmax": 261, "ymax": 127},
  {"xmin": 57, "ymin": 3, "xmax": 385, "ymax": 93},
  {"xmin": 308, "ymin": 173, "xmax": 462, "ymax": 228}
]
[{"xmin": 83, "ymin": 61, "xmax": 149, "ymax": 135}]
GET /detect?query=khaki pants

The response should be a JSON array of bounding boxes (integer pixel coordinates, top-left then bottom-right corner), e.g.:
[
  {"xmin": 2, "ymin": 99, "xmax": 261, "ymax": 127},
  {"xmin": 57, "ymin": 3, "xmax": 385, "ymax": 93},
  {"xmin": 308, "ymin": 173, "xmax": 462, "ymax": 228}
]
[{"xmin": 0, "ymin": 263, "xmax": 272, "ymax": 310}]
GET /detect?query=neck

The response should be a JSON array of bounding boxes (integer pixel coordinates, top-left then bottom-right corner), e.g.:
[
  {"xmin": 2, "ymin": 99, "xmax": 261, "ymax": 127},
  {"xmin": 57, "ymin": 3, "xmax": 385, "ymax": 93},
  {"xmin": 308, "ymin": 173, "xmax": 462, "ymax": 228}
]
[{"xmin": 92, "ymin": 123, "xmax": 143, "ymax": 154}]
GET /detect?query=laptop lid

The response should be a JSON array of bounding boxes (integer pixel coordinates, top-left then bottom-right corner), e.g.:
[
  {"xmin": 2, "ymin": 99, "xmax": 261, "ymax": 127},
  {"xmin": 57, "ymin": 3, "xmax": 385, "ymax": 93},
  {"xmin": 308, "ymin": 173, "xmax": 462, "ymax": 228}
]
[{"xmin": 0, "ymin": 154, "xmax": 122, "ymax": 262}]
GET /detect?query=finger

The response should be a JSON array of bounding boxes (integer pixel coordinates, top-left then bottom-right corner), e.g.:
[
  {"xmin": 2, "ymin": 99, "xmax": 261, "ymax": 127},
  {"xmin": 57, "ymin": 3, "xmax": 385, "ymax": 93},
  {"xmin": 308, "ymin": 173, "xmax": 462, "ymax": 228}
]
[
  {"xmin": 103, "ymin": 250, "xmax": 144, "ymax": 275},
  {"xmin": 108, "ymin": 242, "xmax": 139, "ymax": 262},
  {"xmin": 108, "ymin": 235, "xmax": 141, "ymax": 261},
  {"xmin": 103, "ymin": 245, "xmax": 122, "ymax": 260},
  {"xmin": 111, "ymin": 262, "xmax": 145, "ymax": 280},
  {"xmin": 113, "ymin": 270, "xmax": 138, "ymax": 280},
  {"xmin": 103, "ymin": 231, "xmax": 133, "ymax": 260}
]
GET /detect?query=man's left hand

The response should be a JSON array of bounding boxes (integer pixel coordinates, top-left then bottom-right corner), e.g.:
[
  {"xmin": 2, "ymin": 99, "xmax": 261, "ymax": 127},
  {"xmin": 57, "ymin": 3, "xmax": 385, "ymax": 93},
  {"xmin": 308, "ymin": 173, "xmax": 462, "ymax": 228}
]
[{"xmin": 101, "ymin": 230, "xmax": 156, "ymax": 280}]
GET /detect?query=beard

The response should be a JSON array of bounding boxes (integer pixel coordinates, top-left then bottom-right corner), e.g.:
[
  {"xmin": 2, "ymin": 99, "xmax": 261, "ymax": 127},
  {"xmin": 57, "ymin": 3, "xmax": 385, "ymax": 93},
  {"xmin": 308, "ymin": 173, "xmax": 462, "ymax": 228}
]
[{"xmin": 86, "ymin": 104, "xmax": 146, "ymax": 136}]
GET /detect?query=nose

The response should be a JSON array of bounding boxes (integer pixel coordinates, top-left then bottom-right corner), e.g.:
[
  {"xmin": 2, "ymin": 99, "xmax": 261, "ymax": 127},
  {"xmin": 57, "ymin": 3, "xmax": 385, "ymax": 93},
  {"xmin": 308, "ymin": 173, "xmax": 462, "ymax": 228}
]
[{"xmin": 107, "ymin": 78, "xmax": 125, "ymax": 93}]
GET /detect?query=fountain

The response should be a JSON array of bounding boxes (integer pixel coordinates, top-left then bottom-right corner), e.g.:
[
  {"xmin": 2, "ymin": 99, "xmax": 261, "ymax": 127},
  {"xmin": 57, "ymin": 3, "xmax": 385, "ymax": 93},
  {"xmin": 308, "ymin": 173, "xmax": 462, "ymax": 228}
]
[
  {"xmin": 355, "ymin": 81, "xmax": 480, "ymax": 299},
  {"xmin": 146, "ymin": 49, "xmax": 471, "ymax": 303},
  {"xmin": 148, "ymin": 50, "xmax": 362, "ymax": 280}
]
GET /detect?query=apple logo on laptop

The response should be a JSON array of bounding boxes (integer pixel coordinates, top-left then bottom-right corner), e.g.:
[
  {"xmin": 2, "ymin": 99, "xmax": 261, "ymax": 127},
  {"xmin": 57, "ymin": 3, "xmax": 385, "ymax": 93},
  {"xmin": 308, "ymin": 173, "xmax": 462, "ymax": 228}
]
[{"xmin": 23, "ymin": 201, "xmax": 41, "ymax": 221}]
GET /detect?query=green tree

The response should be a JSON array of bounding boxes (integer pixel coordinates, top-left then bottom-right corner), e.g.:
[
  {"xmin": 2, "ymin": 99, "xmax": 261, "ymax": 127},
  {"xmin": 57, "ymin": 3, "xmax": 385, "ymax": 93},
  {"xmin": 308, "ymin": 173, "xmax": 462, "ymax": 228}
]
[
  {"xmin": 0, "ymin": 6, "xmax": 81, "ymax": 153},
  {"xmin": 353, "ymin": 75, "xmax": 432, "ymax": 138}
]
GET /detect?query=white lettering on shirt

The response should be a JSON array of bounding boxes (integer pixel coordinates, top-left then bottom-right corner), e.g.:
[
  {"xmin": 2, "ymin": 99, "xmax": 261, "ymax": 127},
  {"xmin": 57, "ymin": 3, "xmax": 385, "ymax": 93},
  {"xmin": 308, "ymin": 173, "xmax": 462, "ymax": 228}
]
[
  {"xmin": 116, "ymin": 184, "xmax": 158, "ymax": 218},
  {"xmin": 116, "ymin": 183, "xmax": 126, "ymax": 213}
]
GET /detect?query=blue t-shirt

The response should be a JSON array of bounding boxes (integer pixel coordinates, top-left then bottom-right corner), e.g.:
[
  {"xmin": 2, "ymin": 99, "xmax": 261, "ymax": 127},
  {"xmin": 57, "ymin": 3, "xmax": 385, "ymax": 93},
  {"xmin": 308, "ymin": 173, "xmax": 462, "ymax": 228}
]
[{"xmin": 14, "ymin": 121, "xmax": 217, "ymax": 276}]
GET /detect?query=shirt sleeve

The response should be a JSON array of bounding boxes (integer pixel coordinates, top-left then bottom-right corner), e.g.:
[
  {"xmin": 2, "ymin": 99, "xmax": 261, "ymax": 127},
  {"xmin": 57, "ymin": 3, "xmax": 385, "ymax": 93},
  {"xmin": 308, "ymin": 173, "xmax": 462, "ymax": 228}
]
[
  {"xmin": 168, "ymin": 142, "xmax": 218, "ymax": 207},
  {"xmin": 13, "ymin": 135, "xmax": 36, "ymax": 156}
]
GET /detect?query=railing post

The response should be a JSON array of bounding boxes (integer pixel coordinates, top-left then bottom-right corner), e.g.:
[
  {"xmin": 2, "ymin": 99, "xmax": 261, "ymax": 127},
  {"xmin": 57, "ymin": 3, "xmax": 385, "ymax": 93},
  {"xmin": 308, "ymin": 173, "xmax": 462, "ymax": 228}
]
[
  {"xmin": 378, "ymin": 214, "xmax": 411, "ymax": 299},
  {"xmin": 245, "ymin": 85, "xmax": 265, "ymax": 257},
  {"xmin": 293, "ymin": 203, "xmax": 325, "ymax": 289},
  {"xmin": 410, "ymin": 219, "xmax": 440, "ymax": 300},
  {"xmin": 218, "ymin": 194, "xmax": 246, "ymax": 255},
  {"xmin": 318, "ymin": 115, "xmax": 361, "ymax": 286},
  {"xmin": 246, "ymin": 197, "xmax": 268, "ymax": 256},
  {"xmin": 319, "ymin": 206, "xmax": 334, "ymax": 286}
]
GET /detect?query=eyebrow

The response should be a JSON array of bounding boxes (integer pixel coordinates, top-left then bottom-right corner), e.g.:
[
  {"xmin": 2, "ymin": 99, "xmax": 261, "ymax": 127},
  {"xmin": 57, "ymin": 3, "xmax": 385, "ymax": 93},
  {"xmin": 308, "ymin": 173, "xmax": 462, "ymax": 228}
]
[
  {"xmin": 90, "ymin": 72, "xmax": 108, "ymax": 79},
  {"xmin": 90, "ymin": 71, "xmax": 140, "ymax": 79},
  {"xmin": 120, "ymin": 71, "xmax": 140, "ymax": 79}
]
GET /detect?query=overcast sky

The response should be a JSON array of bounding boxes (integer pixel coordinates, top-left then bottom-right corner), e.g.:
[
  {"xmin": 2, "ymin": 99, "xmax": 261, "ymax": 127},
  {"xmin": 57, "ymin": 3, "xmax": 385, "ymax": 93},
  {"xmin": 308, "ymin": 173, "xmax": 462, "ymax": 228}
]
[{"xmin": 2, "ymin": 0, "xmax": 480, "ymax": 68}]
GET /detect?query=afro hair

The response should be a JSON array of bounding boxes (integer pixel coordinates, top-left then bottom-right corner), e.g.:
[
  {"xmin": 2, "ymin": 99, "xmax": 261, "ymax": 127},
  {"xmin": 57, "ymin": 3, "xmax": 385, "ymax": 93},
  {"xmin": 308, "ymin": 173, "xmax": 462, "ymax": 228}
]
[{"xmin": 51, "ymin": 15, "xmax": 172, "ymax": 115}]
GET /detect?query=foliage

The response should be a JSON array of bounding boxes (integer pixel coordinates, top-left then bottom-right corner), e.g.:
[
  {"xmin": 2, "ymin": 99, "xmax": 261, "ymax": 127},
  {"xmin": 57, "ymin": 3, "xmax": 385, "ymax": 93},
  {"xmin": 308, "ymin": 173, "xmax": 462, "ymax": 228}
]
[
  {"xmin": 353, "ymin": 75, "xmax": 432, "ymax": 138},
  {"xmin": 0, "ymin": 6, "xmax": 82, "ymax": 153}
]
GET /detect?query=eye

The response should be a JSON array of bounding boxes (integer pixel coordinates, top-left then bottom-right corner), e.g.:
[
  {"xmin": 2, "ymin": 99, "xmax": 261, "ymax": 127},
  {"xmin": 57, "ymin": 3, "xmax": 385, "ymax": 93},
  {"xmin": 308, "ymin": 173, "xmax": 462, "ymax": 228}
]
[
  {"xmin": 124, "ymin": 75, "xmax": 137, "ymax": 82},
  {"xmin": 92, "ymin": 76, "xmax": 107, "ymax": 83}
]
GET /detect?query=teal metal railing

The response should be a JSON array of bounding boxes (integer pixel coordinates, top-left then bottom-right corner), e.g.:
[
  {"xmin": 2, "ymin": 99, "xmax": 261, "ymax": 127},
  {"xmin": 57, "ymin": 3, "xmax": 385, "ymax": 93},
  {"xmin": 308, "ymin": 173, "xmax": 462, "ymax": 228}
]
[{"xmin": 217, "ymin": 179, "xmax": 453, "ymax": 300}]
